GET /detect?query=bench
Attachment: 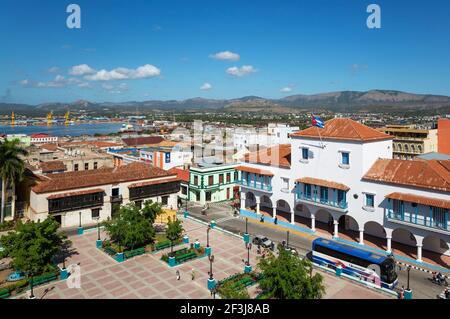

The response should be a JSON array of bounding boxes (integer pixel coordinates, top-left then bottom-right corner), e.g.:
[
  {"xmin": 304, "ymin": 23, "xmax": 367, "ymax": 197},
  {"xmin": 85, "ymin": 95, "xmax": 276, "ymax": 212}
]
[
  {"xmin": 31, "ymin": 273, "xmax": 58, "ymax": 286},
  {"xmin": 104, "ymin": 247, "xmax": 117, "ymax": 256},
  {"xmin": 169, "ymin": 248, "xmax": 188, "ymax": 258},
  {"xmin": 0, "ymin": 288, "xmax": 10, "ymax": 299},
  {"xmin": 124, "ymin": 247, "xmax": 145, "ymax": 259},
  {"xmin": 175, "ymin": 252, "xmax": 197, "ymax": 264},
  {"xmin": 154, "ymin": 241, "xmax": 171, "ymax": 251}
]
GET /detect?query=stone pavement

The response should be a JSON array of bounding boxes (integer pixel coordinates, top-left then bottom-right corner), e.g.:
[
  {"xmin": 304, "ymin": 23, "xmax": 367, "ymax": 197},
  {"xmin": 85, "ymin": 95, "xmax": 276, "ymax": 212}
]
[{"xmin": 23, "ymin": 218, "xmax": 390, "ymax": 299}]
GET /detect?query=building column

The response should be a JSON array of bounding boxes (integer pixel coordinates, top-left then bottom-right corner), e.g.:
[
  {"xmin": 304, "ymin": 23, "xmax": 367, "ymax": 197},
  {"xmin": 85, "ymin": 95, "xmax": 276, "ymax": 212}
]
[
  {"xmin": 416, "ymin": 244, "xmax": 423, "ymax": 263},
  {"xmin": 240, "ymin": 193, "xmax": 246, "ymax": 210},
  {"xmin": 290, "ymin": 212, "xmax": 295, "ymax": 225},
  {"xmin": 359, "ymin": 229, "xmax": 364, "ymax": 245},
  {"xmin": 311, "ymin": 215, "xmax": 316, "ymax": 232},
  {"xmin": 333, "ymin": 220, "xmax": 339, "ymax": 239},
  {"xmin": 255, "ymin": 196, "xmax": 260, "ymax": 215},
  {"xmin": 386, "ymin": 236, "xmax": 392, "ymax": 254},
  {"xmin": 272, "ymin": 207, "xmax": 276, "ymax": 219}
]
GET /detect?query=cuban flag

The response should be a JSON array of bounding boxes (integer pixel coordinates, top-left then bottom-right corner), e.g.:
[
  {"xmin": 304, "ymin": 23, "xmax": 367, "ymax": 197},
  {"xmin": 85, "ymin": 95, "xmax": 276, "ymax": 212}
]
[{"xmin": 312, "ymin": 115, "xmax": 324, "ymax": 128}]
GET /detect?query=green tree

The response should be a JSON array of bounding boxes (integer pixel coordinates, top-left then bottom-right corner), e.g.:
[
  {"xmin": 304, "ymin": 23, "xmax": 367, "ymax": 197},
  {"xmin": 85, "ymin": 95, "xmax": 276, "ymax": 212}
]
[
  {"xmin": 103, "ymin": 203, "xmax": 155, "ymax": 251},
  {"xmin": 0, "ymin": 216, "xmax": 69, "ymax": 277},
  {"xmin": 141, "ymin": 200, "xmax": 163, "ymax": 224},
  {"xmin": 166, "ymin": 217, "xmax": 183, "ymax": 253},
  {"xmin": 218, "ymin": 280, "xmax": 250, "ymax": 299},
  {"xmin": 257, "ymin": 246, "xmax": 325, "ymax": 299},
  {"xmin": 0, "ymin": 139, "xmax": 28, "ymax": 223}
]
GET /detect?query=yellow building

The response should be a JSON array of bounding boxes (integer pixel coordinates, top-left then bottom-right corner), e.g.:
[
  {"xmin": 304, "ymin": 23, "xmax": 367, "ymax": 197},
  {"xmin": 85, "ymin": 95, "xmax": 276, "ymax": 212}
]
[{"xmin": 379, "ymin": 125, "xmax": 438, "ymax": 160}]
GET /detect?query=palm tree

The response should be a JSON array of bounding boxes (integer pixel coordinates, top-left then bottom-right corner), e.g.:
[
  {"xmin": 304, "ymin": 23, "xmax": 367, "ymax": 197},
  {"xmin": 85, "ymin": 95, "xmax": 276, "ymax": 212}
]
[{"xmin": 0, "ymin": 139, "xmax": 28, "ymax": 223}]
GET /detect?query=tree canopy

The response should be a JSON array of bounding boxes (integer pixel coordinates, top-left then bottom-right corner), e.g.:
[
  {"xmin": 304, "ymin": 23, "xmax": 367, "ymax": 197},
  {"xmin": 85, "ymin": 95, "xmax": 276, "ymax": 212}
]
[
  {"xmin": 257, "ymin": 245, "xmax": 325, "ymax": 299},
  {"xmin": 0, "ymin": 216, "xmax": 69, "ymax": 276},
  {"xmin": 217, "ymin": 280, "xmax": 250, "ymax": 299},
  {"xmin": 165, "ymin": 217, "xmax": 183, "ymax": 252},
  {"xmin": 103, "ymin": 202, "xmax": 155, "ymax": 251},
  {"xmin": 141, "ymin": 200, "xmax": 163, "ymax": 224}
]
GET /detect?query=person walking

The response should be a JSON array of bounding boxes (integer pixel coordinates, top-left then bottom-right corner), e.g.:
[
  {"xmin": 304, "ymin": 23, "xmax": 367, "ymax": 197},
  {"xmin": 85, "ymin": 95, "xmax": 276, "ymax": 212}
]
[
  {"xmin": 176, "ymin": 270, "xmax": 180, "ymax": 281},
  {"xmin": 274, "ymin": 216, "xmax": 278, "ymax": 225},
  {"xmin": 191, "ymin": 269, "xmax": 195, "ymax": 280}
]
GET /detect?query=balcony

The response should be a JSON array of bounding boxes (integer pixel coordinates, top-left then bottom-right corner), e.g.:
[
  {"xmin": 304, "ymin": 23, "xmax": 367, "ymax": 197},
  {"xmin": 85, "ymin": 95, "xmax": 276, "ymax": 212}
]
[
  {"xmin": 387, "ymin": 209, "xmax": 449, "ymax": 235},
  {"xmin": 110, "ymin": 195, "xmax": 123, "ymax": 203},
  {"xmin": 48, "ymin": 193, "xmax": 104, "ymax": 214},
  {"xmin": 238, "ymin": 179, "xmax": 272, "ymax": 192},
  {"xmin": 296, "ymin": 193, "xmax": 348, "ymax": 212}
]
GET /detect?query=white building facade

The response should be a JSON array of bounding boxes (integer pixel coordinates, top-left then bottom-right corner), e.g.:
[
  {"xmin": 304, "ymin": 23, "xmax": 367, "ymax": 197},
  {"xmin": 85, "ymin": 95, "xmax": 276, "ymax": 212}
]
[{"xmin": 238, "ymin": 118, "xmax": 450, "ymax": 261}]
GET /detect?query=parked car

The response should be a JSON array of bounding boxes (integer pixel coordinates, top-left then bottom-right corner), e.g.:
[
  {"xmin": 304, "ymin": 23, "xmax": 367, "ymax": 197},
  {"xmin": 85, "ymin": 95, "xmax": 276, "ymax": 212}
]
[{"xmin": 252, "ymin": 235, "xmax": 273, "ymax": 248}]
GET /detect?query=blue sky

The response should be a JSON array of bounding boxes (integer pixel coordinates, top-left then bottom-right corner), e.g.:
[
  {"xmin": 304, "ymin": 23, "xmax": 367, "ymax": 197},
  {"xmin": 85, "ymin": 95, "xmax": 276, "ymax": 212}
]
[{"xmin": 1, "ymin": 0, "xmax": 450, "ymax": 104}]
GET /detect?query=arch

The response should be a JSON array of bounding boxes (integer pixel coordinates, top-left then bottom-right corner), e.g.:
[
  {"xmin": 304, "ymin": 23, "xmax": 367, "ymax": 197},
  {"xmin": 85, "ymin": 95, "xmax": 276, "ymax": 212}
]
[
  {"xmin": 259, "ymin": 195, "xmax": 273, "ymax": 214},
  {"xmin": 411, "ymin": 145, "xmax": 416, "ymax": 153},
  {"xmin": 418, "ymin": 145, "xmax": 422, "ymax": 153},
  {"xmin": 244, "ymin": 191, "xmax": 256, "ymax": 210},
  {"xmin": 392, "ymin": 227, "xmax": 417, "ymax": 247},
  {"xmin": 315, "ymin": 209, "xmax": 334, "ymax": 223},
  {"xmin": 364, "ymin": 221, "xmax": 386, "ymax": 238},
  {"xmin": 276, "ymin": 199, "xmax": 291, "ymax": 213},
  {"xmin": 397, "ymin": 143, "xmax": 402, "ymax": 151},
  {"xmin": 294, "ymin": 202, "xmax": 310, "ymax": 218},
  {"xmin": 423, "ymin": 235, "xmax": 449, "ymax": 255},
  {"xmin": 338, "ymin": 215, "xmax": 359, "ymax": 231},
  {"xmin": 404, "ymin": 144, "xmax": 409, "ymax": 152}
]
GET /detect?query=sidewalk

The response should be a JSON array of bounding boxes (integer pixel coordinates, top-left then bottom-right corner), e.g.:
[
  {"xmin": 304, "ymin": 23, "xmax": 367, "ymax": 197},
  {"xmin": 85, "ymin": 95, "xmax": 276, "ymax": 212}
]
[{"xmin": 239, "ymin": 209, "xmax": 450, "ymax": 276}]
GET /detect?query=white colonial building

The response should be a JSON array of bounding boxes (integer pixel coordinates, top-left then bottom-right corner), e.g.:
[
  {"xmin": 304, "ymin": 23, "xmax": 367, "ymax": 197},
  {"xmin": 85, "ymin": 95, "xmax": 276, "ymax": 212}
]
[
  {"xmin": 28, "ymin": 162, "xmax": 180, "ymax": 228},
  {"xmin": 238, "ymin": 118, "xmax": 450, "ymax": 261}
]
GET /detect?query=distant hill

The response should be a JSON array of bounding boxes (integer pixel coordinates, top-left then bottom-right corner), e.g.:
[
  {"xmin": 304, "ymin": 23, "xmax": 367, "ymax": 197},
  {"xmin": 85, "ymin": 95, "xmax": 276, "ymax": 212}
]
[{"xmin": 1, "ymin": 89, "xmax": 450, "ymax": 116}]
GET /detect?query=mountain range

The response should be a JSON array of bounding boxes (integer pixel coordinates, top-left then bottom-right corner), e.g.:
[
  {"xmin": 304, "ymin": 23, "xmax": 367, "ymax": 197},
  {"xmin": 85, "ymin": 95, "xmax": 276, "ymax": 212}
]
[{"xmin": 2, "ymin": 89, "xmax": 450, "ymax": 116}]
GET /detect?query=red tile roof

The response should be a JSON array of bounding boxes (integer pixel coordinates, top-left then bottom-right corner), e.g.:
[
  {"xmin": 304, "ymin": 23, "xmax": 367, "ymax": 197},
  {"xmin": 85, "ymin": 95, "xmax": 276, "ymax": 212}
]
[
  {"xmin": 32, "ymin": 162, "xmax": 175, "ymax": 194},
  {"xmin": 39, "ymin": 143, "xmax": 58, "ymax": 152},
  {"xmin": 235, "ymin": 165, "xmax": 274, "ymax": 176},
  {"xmin": 47, "ymin": 188, "xmax": 105, "ymax": 200},
  {"xmin": 244, "ymin": 144, "xmax": 291, "ymax": 168},
  {"xmin": 122, "ymin": 136, "xmax": 165, "ymax": 146},
  {"xmin": 128, "ymin": 176, "xmax": 180, "ymax": 188},
  {"xmin": 60, "ymin": 141, "xmax": 123, "ymax": 148},
  {"xmin": 31, "ymin": 133, "xmax": 51, "ymax": 138},
  {"xmin": 168, "ymin": 167, "xmax": 189, "ymax": 182},
  {"xmin": 40, "ymin": 160, "xmax": 66, "ymax": 173},
  {"xmin": 290, "ymin": 118, "xmax": 392, "ymax": 142},
  {"xmin": 386, "ymin": 192, "xmax": 450, "ymax": 210},
  {"xmin": 363, "ymin": 159, "xmax": 450, "ymax": 192},
  {"xmin": 296, "ymin": 177, "xmax": 350, "ymax": 191}
]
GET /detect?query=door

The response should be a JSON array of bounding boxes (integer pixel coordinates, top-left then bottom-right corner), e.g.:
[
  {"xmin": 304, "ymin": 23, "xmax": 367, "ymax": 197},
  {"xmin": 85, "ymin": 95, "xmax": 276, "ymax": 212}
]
[
  {"xmin": 54, "ymin": 215, "xmax": 62, "ymax": 226},
  {"xmin": 226, "ymin": 188, "xmax": 230, "ymax": 199}
]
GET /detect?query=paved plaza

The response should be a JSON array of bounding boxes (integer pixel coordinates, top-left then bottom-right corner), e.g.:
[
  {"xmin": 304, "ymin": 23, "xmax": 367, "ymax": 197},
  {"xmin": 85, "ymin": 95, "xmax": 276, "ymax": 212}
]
[{"xmin": 22, "ymin": 217, "xmax": 391, "ymax": 299}]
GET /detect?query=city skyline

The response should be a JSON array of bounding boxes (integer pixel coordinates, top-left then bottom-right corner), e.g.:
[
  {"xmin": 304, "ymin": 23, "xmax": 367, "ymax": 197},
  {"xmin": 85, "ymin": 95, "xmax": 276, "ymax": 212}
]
[{"xmin": 1, "ymin": 0, "xmax": 450, "ymax": 105}]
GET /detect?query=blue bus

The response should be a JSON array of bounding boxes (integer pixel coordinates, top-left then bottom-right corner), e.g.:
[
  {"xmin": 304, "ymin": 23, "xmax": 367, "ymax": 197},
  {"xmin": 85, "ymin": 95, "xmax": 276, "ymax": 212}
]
[{"xmin": 312, "ymin": 238, "xmax": 398, "ymax": 289}]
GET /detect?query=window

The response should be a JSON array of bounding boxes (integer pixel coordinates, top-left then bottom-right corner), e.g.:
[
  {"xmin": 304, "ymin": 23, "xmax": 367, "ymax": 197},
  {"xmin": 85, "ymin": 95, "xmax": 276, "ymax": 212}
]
[
  {"xmin": 365, "ymin": 194, "xmax": 374, "ymax": 207},
  {"xmin": 94, "ymin": 162, "xmax": 98, "ymax": 169},
  {"xmin": 194, "ymin": 176, "xmax": 198, "ymax": 185},
  {"xmin": 304, "ymin": 184, "xmax": 312, "ymax": 198},
  {"xmin": 208, "ymin": 175, "xmax": 213, "ymax": 185},
  {"xmin": 91, "ymin": 208, "xmax": 100, "ymax": 219},
  {"xmin": 181, "ymin": 186, "xmax": 187, "ymax": 195},
  {"xmin": 226, "ymin": 173, "xmax": 231, "ymax": 182},
  {"xmin": 320, "ymin": 187, "xmax": 328, "ymax": 203},
  {"xmin": 234, "ymin": 171, "xmax": 238, "ymax": 181},
  {"xmin": 112, "ymin": 188, "xmax": 119, "ymax": 196},
  {"xmin": 135, "ymin": 200, "xmax": 142, "ymax": 209},
  {"xmin": 341, "ymin": 152, "xmax": 350, "ymax": 165},
  {"xmin": 337, "ymin": 190, "xmax": 346, "ymax": 205},
  {"xmin": 85, "ymin": 163, "xmax": 89, "ymax": 170},
  {"xmin": 301, "ymin": 148, "xmax": 308, "ymax": 160},
  {"xmin": 161, "ymin": 196, "xmax": 168, "ymax": 206},
  {"xmin": 281, "ymin": 178, "xmax": 289, "ymax": 192},
  {"xmin": 206, "ymin": 192, "xmax": 211, "ymax": 201},
  {"xmin": 219, "ymin": 174, "xmax": 224, "ymax": 184},
  {"xmin": 74, "ymin": 164, "xmax": 79, "ymax": 171}
]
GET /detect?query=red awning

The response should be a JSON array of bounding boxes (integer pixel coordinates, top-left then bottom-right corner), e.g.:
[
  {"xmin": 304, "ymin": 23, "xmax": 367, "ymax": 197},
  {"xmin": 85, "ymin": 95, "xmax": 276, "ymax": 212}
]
[
  {"xmin": 235, "ymin": 165, "xmax": 274, "ymax": 176},
  {"xmin": 296, "ymin": 177, "xmax": 350, "ymax": 191},
  {"xmin": 386, "ymin": 192, "xmax": 450, "ymax": 210}
]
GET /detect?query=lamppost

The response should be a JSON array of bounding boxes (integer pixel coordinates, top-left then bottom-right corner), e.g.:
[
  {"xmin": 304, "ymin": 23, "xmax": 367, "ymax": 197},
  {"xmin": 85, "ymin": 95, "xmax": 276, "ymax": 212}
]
[
  {"xmin": 95, "ymin": 216, "xmax": 102, "ymax": 248},
  {"xmin": 207, "ymin": 254, "xmax": 216, "ymax": 291},
  {"xmin": 29, "ymin": 273, "xmax": 35, "ymax": 299},
  {"xmin": 407, "ymin": 265, "xmax": 411, "ymax": 290},
  {"xmin": 244, "ymin": 243, "xmax": 252, "ymax": 273},
  {"xmin": 243, "ymin": 217, "xmax": 250, "ymax": 244},
  {"xmin": 77, "ymin": 211, "xmax": 83, "ymax": 235},
  {"xmin": 286, "ymin": 230, "xmax": 290, "ymax": 248},
  {"xmin": 205, "ymin": 225, "xmax": 212, "ymax": 256}
]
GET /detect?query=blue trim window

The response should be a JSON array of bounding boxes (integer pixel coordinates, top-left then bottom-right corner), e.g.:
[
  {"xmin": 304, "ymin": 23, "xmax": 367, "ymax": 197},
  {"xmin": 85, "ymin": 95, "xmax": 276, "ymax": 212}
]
[
  {"xmin": 304, "ymin": 184, "xmax": 312, "ymax": 199},
  {"xmin": 302, "ymin": 148, "xmax": 308, "ymax": 160},
  {"xmin": 320, "ymin": 187, "xmax": 328, "ymax": 203},
  {"xmin": 337, "ymin": 190, "xmax": 346, "ymax": 205},
  {"xmin": 341, "ymin": 152, "xmax": 350, "ymax": 165},
  {"xmin": 365, "ymin": 194, "xmax": 374, "ymax": 207}
]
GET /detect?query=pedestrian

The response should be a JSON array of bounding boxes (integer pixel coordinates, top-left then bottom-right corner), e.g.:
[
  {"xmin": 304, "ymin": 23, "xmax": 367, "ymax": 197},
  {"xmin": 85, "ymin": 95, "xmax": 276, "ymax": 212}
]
[
  {"xmin": 191, "ymin": 269, "xmax": 195, "ymax": 280},
  {"xmin": 274, "ymin": 216, "xmax": 278, "ymax": 225},
  {"xmin": 176, "ymin": 270, "xmax": 180, "ymax": 281},
  {"xmin": 260, "ymin": 215, "xmax": 264, "ymax": 223}
]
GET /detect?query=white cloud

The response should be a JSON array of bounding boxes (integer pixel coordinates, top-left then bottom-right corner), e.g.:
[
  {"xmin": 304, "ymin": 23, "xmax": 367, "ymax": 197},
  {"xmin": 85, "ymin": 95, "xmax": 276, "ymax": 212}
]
[
  {"xmin": 210, "ymin": 51, "xmax": 240, "ymax": 61},
  {"xmin": 226, "ymin": 65, "xmax": 257, "ymax": 77},
  {"xmin": 20, "ymin": 75, "xmax": 81, "ymax": 88},
  {"xmin": 69, "ymin": 64, "xmax": 96, "ymax": 76},
  {"xmin": 280, "ymin": 87, "xmax": 292, "ymax": 93},
  {"xmin": 48, "ymin": 66, "xmax": 60, "ymax": 73},
  {"xmin": 102, "ymin": 82, "xmax": 129, "ymax": 94},
  {"xmin": 78, "ymin": 82, "xmax": 92, "ymax": 89},
  {"xmin": 200, "ymin": 82, "xmax": 212, "ymax": 91},
  {"xmin": 85, "ymin": 64, "xmax": 160, "ymax": 81}
]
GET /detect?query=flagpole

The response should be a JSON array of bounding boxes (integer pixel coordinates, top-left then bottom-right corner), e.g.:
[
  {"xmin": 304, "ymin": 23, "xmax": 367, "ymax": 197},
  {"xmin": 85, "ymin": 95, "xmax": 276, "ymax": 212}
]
[{"xmin": 316, "ymin": 126, "xmax": 325, "ymax": 149}]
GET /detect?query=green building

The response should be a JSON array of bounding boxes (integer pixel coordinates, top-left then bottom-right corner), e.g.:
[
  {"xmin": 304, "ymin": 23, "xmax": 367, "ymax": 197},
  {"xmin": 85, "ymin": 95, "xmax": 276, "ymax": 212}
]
[{"xmin": 188, "ymin": 162, "xmax": 239, "ymax": 206}]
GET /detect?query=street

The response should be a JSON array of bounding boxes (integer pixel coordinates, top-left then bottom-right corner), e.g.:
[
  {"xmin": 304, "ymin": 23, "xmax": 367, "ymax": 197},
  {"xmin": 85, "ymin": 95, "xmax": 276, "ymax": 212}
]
[{"xmin": 185, "ymin": 201, "xmax": 446, "ymax": 299}]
